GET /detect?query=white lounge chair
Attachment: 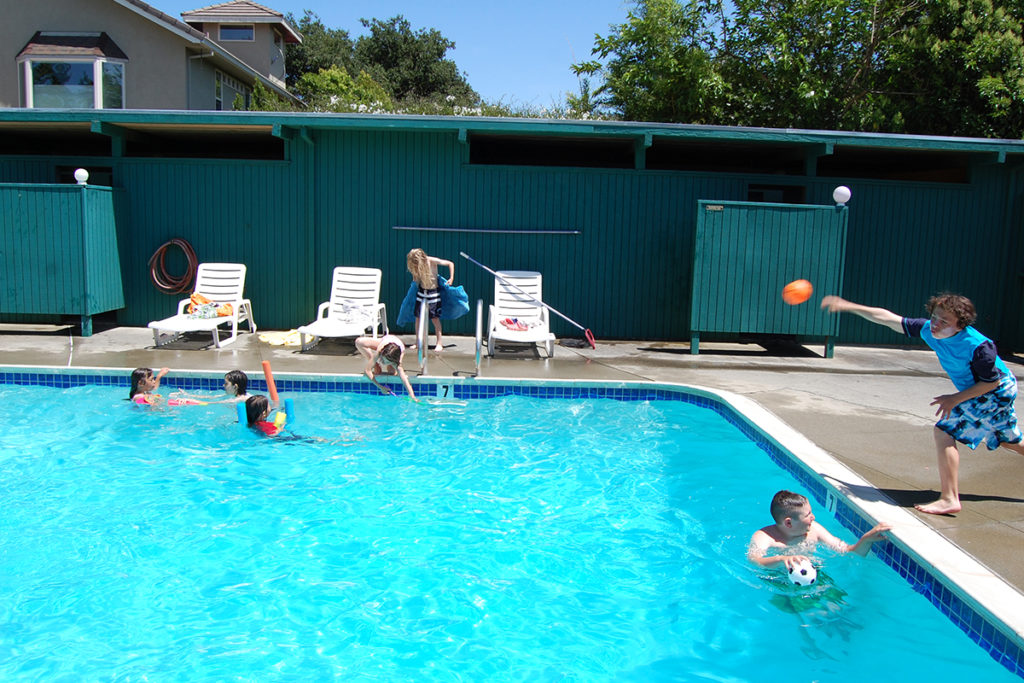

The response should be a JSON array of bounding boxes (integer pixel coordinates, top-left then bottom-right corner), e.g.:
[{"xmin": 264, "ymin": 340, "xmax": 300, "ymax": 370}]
[
  {"xmin": 297, "ymin": 267, "xmax": 388, "ymax": 351},
  {"xmin": 487, "ymin": 270, "xmax": 555, "ymax": 357},
  {"xmin": 147, "ymin": 263, "xmax": 255, "ymax": 348}
]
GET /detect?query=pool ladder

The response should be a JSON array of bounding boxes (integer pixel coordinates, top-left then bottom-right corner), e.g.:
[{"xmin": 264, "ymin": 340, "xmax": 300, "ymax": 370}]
[{"xmin": 417, "ymin": 298, "xmax": 483, "ymax": 377}]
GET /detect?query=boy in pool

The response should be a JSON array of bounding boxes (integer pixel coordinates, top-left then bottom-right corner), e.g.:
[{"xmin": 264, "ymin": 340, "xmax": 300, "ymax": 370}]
[
  {"xmin": 822, "ymin": 293, "xmax": 1024, "ymax": 514},
  {"xmin": 748, "ymin": 490, "xmax": 890, "ymax": 571},
  {"xmin": 355, "ymin": 334, "xmax": 418, "ymax": 402}
]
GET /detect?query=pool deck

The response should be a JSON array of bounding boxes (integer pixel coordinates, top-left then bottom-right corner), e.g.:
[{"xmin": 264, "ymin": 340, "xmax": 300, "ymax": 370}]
[{"xmin": 3, "ymin": 324, "xmax": 1024, "ymax": 602}]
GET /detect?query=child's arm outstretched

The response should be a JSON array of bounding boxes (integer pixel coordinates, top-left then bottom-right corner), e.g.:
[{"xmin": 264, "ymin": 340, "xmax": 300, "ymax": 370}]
[
  {"xmin": 821, "ymin": 296, "xmax": 904, "ymax": 333},
  {"xmin": 817, "ymin": 522, "xmax": 891, "ymax": 557},
  {"xmin": 395, "ymin": 366, "xmax": 419, "ymax": 402}
]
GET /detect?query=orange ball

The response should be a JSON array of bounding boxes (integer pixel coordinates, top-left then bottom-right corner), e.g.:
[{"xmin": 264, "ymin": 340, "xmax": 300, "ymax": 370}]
[{"xmin": 782, "ymin": 279, "xmax": 813, "ymax": 305}]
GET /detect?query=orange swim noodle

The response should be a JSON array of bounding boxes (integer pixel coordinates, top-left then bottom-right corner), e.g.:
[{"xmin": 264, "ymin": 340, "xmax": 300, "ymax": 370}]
[{"xmin": 262, "ymin": 360, "xmax": 279, "ymax": 403}]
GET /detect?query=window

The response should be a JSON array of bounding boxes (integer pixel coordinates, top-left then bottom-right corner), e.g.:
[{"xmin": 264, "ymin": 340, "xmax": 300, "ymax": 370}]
[
  {"xmin": 17, "ymin": 33, "xmax": 127, "ymax": 110},
  {"xmin": 24, "ymin": 59, "xmax": 125, "ymax": 109},
  {"xmin": 220, "ymin": 24, "xmax": 254, "ymax": 41},
  {"xmin": 215, "ymin": 70, "xmax": 250, "ymax": 111}
]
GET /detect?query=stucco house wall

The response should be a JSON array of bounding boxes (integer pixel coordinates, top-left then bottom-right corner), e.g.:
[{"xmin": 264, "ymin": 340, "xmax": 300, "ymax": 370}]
[{"xmin": 2, "ymin": 0, "xmax": 189, "ymax": 109}]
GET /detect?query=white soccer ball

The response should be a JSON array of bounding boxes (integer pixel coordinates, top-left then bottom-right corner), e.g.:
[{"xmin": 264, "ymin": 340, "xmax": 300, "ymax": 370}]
[{"xmin": 788, "ymin": 558, "xmax": 817, "ymax": 587}]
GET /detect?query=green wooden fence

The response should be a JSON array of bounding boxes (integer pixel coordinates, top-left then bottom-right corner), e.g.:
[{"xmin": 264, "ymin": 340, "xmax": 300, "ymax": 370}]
[{"xmin": 0, "ymin": 183, "xmax": 125, "ymax": 335}]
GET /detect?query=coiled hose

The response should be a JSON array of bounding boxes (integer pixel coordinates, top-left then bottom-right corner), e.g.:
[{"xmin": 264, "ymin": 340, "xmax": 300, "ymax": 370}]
[{"xmin": 149, "ymin": 238, "xmax": 198, "ymax": 294}]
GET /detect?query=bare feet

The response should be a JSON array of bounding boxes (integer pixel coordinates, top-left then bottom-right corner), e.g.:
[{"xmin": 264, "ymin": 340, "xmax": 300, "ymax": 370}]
[
  {"xmin": 915, "ymin": 499, "xmax": 961, "ymax": 515},
  {"xmin": 434, "ymin": 343, "xmax": 443, "ymax": 353}
]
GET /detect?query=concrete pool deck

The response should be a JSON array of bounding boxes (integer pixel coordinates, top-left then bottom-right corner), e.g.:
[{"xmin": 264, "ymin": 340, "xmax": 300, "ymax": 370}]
[{"xmin": 3, "ymin": 323, "xmax": 1024, "ymax": 601}]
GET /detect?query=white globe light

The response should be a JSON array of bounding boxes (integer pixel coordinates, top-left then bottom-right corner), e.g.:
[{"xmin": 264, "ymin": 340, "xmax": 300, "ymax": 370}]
[
  {"xmin": 832, "ymin": 185, "xmax": 851, "ymax": 205},
  {"xmin": 74, "ymin": 168, "xmax": 90, "ymax": 185}
]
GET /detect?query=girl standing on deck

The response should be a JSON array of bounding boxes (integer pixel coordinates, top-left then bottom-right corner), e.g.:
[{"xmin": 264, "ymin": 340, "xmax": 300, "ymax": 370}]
[{"xmin": 398, "ymin": 248, "xmax": 468, "ymax": 353}]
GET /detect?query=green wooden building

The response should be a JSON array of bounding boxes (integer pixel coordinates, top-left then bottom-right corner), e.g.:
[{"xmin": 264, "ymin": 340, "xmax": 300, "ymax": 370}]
[{"xmin": 2, "ymin": 109, "xmax": 1023, "ymax": 351}]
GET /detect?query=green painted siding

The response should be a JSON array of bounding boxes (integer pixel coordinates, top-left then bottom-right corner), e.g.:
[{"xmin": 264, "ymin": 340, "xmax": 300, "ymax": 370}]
[
  {"xmin": 0, "ymin": 184, "xmax": 124, "ymax": 322},
  {"xmin": 0, "ymin": 112, "xmax": 1022, "ymax": 351},
  {"xmin": 690, "ymin": 200, "xmax": 846, "ymax": 347}
]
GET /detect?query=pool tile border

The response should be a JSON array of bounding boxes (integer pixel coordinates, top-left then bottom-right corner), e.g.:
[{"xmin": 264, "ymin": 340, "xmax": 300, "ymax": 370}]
[{"xmin": 1, "ymin": 366, "xmax": 1022, "ymax": 679}]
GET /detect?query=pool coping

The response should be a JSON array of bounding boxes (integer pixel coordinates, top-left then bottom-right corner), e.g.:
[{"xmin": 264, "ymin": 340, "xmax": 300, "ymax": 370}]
[{"xmin": 3, "ymin": 363, "xmax": 1024, "ymax": 677}]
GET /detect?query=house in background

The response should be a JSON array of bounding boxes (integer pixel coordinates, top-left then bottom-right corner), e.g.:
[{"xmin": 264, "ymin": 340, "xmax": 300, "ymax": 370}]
[{"xmin": 1, "ymin": 0, "xmax": 301, "ymax": 111}]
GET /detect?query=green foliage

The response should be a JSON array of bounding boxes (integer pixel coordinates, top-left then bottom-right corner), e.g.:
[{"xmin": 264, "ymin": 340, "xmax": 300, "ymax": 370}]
[
  {"xmin": 293, "ymin": 66, "xmax": 394, "ymax": 112},
  {"xmin": 573, "ymin": 0, "xmax": 725, "ymax": 122},
  {"xmin": 248, "ymin": 79, "xmax": 293, "ymax": 112},
  {"xmin": 876, "ymin": 0, "xmax": 1024, "ymax": 137},
  {"xmin": 353, "ymin": 16, "xmax": 478, "ymax": 105},
  {"xmin": 284, "ymin": 11, "xmax": 355, "ymax": 89},
  {"xmin": 575, "ymin": 0, "xmax": 1024, "ymax": 137}
]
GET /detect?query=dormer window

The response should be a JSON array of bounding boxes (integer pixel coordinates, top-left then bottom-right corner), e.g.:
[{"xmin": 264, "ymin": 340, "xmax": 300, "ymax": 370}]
[
  {"xmin": 17, "ymin": 32, "xmax": 126, "ymax": 109},
  {"xmin": 219, "ymin": 24, "xmax": 254, "ymax": 41}
]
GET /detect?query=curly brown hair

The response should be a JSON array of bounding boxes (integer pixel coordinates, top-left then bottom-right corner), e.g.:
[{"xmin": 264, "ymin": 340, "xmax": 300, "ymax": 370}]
[{"xmin": 925, "ymin": 293, "xmax": 976, "ymax": 328}]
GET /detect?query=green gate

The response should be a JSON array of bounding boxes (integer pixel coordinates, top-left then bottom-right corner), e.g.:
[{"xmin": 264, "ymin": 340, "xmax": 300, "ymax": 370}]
[{"xmin": 689, "ymin": 200, "xmax": 848, "ymax": 357}]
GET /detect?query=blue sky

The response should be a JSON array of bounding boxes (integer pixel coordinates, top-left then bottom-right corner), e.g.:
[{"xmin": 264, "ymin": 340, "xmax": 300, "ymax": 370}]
[{"xmin": 157, "ymin": 0, "xmax": 633, "ymax": 106}]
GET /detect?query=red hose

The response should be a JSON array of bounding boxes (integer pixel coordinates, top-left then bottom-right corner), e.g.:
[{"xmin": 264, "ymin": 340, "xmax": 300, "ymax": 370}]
[{"xmin": 149, "ymin": 238, "xmax": 198, "ymax": 294}]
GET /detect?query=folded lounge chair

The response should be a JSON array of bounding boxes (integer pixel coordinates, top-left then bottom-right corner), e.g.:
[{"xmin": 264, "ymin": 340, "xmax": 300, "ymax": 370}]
[
  {"xmin": 297, "ymin": 267, "xmax": 388, "ymax": 351},
  {"xmin": 486, "ymin": 270, "xmax": 555, "ymax": 357},
  {"xmin": 147, "ymin": 263, "xmax": 255, "ymax": 348}
]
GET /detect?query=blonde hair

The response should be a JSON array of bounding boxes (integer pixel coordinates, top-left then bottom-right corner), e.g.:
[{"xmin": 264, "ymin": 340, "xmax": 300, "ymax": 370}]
[{"xmin": 406, "ymin": 248, "xmax": 437, "ymax": 289}]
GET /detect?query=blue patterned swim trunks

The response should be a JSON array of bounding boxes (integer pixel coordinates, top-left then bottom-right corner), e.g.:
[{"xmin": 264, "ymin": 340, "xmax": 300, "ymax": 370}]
[{"xmin": 936, "ymin": 374, "xmax": 1023, "ymax": 450}]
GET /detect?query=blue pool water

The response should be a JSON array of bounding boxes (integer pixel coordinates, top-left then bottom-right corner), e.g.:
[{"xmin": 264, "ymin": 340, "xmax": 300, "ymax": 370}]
[{"xmin": 0, "ymin": 383, "xmax": 1018, "ymax": 681}]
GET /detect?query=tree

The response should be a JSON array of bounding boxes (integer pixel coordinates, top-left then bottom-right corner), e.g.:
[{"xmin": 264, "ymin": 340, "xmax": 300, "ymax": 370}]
[
  {"xmin": 353, "ymin": 16, "xmax": 478, "ymax": 105},
  {"xmin": 573, "ymin": 0, "xmax": 725, "ymax": 122},
  {"xmin": 574, "ymin": 0, "xmax": 1024, "ymax": 137},
  {"xmin": 875, "ymin": 0, "xmax": 1024, "ymax": 137},
  {"xmin": 284, "ymin": 11, "xmax": 355, "ymax": 89},
  {"xmin": 293, "ymin": 66, "xmax": 394, "ymax": 112}
]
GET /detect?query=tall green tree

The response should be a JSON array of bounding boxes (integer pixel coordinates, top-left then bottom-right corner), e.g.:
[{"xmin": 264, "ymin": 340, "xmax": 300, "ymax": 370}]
[
  {"xmin": 575, "ymin": 0, "xmax": 1024, "ymax": 137},
  {"xmin": 284, "ymin": 11, "xmax": 355, "ymax": 88},
  {"xmin": 876, "ymin": 0, "xmax": 1024, "ymax": 137},
  {"xmin": 572, "ymin": 0, "xmax": 726, "ymax": 122},
  {"xmin": 353, "ymin": 16, "xmax": 478, "ymax": 105},
  {"xmin": 720, "ymin": 0, "xmax": 928, "ymax": 131}
]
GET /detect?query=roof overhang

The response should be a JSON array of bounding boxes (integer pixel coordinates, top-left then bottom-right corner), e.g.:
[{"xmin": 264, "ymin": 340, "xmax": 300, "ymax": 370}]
[{"xmin": 0, "ymin": 109, "xmax": 1022, "ymax": 162}]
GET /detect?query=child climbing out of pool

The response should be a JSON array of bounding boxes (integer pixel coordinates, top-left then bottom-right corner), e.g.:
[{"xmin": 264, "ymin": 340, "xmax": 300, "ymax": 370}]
[
  {"xmin": 399, "ymin": 248, "xmax": 463, "ymax": 353},
  {"xmin": 822, "ymin": 293, "xmax": 1024, "ymax": 515},
  {"xmin": 129, "ymin": 367, "xmax": 169, "ymax": 405},
  {"xmin": 355, "ymin": 334, "xmax": 418, "ymax": 402},
  {"xmin": 748, "ymin": 490, "xmax": 890, "ymax": 570}
]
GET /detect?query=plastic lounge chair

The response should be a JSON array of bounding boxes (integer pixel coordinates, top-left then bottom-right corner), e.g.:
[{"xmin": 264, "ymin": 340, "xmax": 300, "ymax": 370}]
[
  {"xmin": 297, "ymin": 267, "xmax": 388, "ymax": 351},
  {"xmin": 486, "ymin": 270, "xmax": 555, "ymax": 357},
  {"xmin": 147, "ymin": 263, "xmax": 256, "ymax": 348}
]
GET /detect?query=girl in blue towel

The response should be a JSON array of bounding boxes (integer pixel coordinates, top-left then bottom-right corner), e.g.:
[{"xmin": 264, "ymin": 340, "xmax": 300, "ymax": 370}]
[{"xmin": 405, "ymin": 248, "xmax": 455, "ymax": 353}]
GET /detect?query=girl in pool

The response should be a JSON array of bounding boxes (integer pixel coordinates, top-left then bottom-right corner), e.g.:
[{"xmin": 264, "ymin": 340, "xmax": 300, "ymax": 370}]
[
  {"xmin": 168, "ymin": 369, "xmax": 250, "ymax": 405},
  {"xmin": 355, "ymin": 334, "xmax": 418, "ymax": 402},
  {"xmin": 129, "ymin": 367, "xmax": 169, "ymax": 405},
  {"xmin": 245, "ymin": 394, "xmax": 285, "ymax": 436}
]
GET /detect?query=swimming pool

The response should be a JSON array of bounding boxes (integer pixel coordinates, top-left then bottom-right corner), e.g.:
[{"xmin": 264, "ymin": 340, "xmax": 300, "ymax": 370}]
[{"xmin": 1, "ymin": 368, "xmax": 1022, "ymax": 680}]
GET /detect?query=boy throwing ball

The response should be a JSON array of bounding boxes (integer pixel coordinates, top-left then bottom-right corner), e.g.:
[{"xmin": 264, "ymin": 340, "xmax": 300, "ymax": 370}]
[{"xmin": 822, "ymin": 293, "xmax": 1024, "ymax": 514}]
